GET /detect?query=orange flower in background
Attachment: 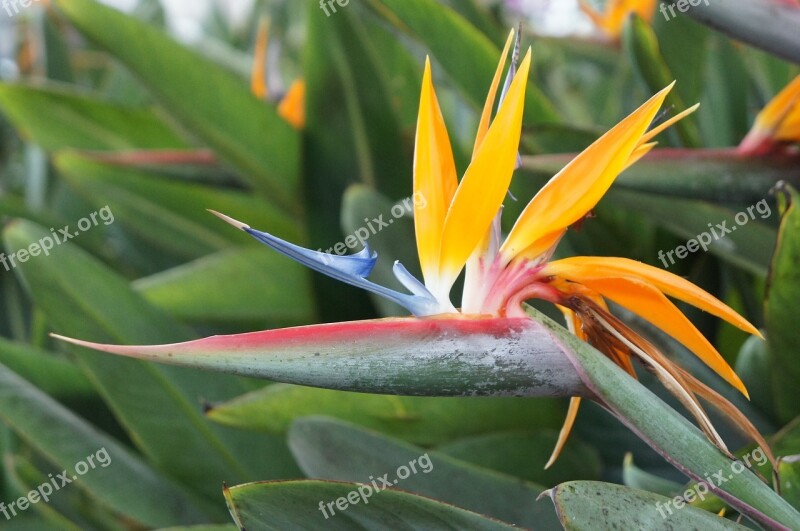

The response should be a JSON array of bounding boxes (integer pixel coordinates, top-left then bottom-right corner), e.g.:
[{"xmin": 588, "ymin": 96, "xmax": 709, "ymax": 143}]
[
  {"xmin": 739, "ymin": 75, "xmax": 800, "ymax": 155},
  {"xmin": 251, "ymin": 17, "xmax": 305, "ymax": 129},
  {"xmin": 580, "ymin": 0, "xmax": 657, "ymax": 39}
]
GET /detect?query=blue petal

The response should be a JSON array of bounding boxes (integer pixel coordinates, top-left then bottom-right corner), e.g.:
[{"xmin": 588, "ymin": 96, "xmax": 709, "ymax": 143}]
[
  {"xmin": 243, "ymin": 227, "xmax": 442, "ymax": 316},
  {"xmin": 393, "ymin": 261, "xmax": 435, "ymax": 298}
]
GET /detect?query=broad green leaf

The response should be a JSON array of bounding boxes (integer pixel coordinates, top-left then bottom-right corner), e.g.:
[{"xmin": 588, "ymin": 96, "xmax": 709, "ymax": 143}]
[
  {"xmin": 547, "ymin": 481, "xmax": 749, "ymax": 530},
  {"xmin": 365, "ymin": 0, "xmax": 559, "ymax": 126},
  {"xmin": 0, "ymin": 84, "xmax": 187, "ymax": 152},
  {"xmin": 135, "ymin": 248, "xmax": 315, "ymax": 328},
  {"xmin": 55, "ymin": 0, "xmax": 300, "ymax": 208},
  {"xmin": 675, "ymin": 0, "xmax": 800, "ymax": 64},
  {"xmin": 779, "ymin": 456, "xmax": 800, "ymax": 511},
  {"xmin": 436, "ymin": 431, "xmax": 602, "ymax": 486},
  {"xmin": 440, "ymin": 0, "xmax": 500, "ymax": 41},
  {"xmin": 623, "ymin": 15, "xmax": 701, "ymax": 147},
  {"xmin": 156, "ymin": 527, "xmax": 236, "ymax": 531},
  {"xmin": 521, "ymin": 150, "xmax": 800, "ymax": 205},
  {"xmin": 3, "ymin": 220, "xmax": 298, "ymax": 507},
  {"xmin": 325, "ymin": 9, "xmax": 413, "ymax": 199},
  {"xmin": 0, "ymin": 195, "xmax": 111, "ymax": 259},
  {"xmin": 5, "ymin": 453, "xmax": 88, "ymax": 530},
  {"xmin": 206, "ymin": 383, "xmax": 564, "ymax": 445},
  {"xmin": 622, "ymin": 453, "xmax": 683, "ymax": 497},
  {"xmin": 288, "ymin": 417, "xmax": 559, "ymax": 529},
  {"xmin": 302, "ymin": 0, "xmax": 380, "ymax": 322},
  {"xmin": 0, "ymin": 362, "xmax": 208, "ymax": 527},
  {"xmin": 774, "ymin": 417, "xmax": 800, "ymax": 457},
  {"xmin": 765, "ymin": 186, "xmax": 800, "ymax": 423},
  {"xmin": 699, "ymin": 36, "xmax": 750, "ymax": 147},
  {"xmin": 735, "ymin": 335, "xmax": 775, "ymax": 417},
  {"xmin": 0, "ymin": 337, "xmax": 93, "ymax": 400},
  {"xmin": 526, "ymin": 305, "xmax": 800, "ymax": 529},
  {"xmin": 54, "ymin": 152, "xmax": 299, "ymax": 259},
  {"xmin": 1, "ymin": 516, "xmax": 72, "ymax": 531},
  {"xmin": 224, "ymin": 480, "xmax": 518, "ymax": 530},
  {"xmin": 652, "ymin": 11, "xmax": 708, "ymax": 105},
  {"xmin": 606, "ymin": 189, "xmax": 776, "ymax": 276}
]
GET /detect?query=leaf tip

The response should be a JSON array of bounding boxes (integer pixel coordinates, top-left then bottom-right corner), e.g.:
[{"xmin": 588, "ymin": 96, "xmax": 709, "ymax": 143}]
[{"xmin": 208, "ymin": 210, "xmax": 250, "ymax": 231}]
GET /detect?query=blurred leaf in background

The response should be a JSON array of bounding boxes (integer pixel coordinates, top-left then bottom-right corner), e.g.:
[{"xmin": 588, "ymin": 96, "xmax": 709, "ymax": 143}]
[{"xmin": 0, "ymin": 0, "xmax": 798, "ymax": 529}]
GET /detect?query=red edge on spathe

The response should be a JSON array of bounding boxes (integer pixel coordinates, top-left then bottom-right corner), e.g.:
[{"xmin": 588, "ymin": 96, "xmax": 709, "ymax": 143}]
[{"xmin": 49, "ymin": 315, "xmax": 535, "ymax": 356}]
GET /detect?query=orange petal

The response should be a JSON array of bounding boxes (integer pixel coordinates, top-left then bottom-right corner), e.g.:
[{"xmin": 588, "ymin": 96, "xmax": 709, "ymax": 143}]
[
  {"xmin": 639, "ymin": 103, "xmax": 700, "ymax": 146},
  {"xmin": 413, "ymin": 58, "xmax": 458, "ymax": 293},
  {"xmin": 501, "ymin": 83, "xmax": 674, "ymax": 262},
  {"xmin": 251, "ymin": 17, "xmax": 269, "ymax": 100},
  {"xmin": 559, "ymin": 274, "xmax": 748, "ymax": 397},
  {"xmin": 545, "ymin": 397, "xmax": 581, "ymax": 469},
  {"xmin": 544, "ymin": 256, "xmax": 761, "ymax": 337},
  {"xmin": 624, "ymin": 141, "xmax": 656, "ymax": 170},
  {"xmin": 582, "ymin": 0, "xmax": 657, "ymax": 38},
  {"xmin": 755, "ymin": 75, "xmax": 800, "ymax": 135},
  {"xmin": 277, "ymin": 79, "xmax": 306, "ymax": 129},
  {"xmin": 436, "ymin": 49, "xmax": 532, "ymax": 294},
  {"xmin": 473, "ymin": 29, "xmax": 516, "ymax": 158},
  {"xmin": 578, "ymin": 0, "xmax": 606, "ymax": 30}
]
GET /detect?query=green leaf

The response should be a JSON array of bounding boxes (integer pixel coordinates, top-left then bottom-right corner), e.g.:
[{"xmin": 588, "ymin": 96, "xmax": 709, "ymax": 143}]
[
  {"xmin": 525, "ymin": 306, "xmax": 800, "ymax": 529},
  {"xmin": 765, "ymin": 186, "xmax": 800, "ymax": 423},
  {"xmin": 622, "ymin": 453, "xmax": 683, "ymax": 497},
  {"xmin": 54, "ymin": 152, "xmax": 299, "ymax": 259},
  {"xmin": 698, "ymin": 36, "xmax": 750, "ymax": 147},
  {"xmin": 779, "ymin": 456, "xmax": 800, "ymax": 511},
  {"xmin": 324, "ymin": 10, "xmax": 413, "ymax": 199},
  {"xmin": 3, "ymin": 220, "xmax": 298, "ymax": 507},
  {"xmin": 521, "ymin": 150, "xmax": 800, "ymax": 205},
  {"xmin": 0, "ymin": 337, "xmax": 93, "ymax": 400},
  {"xmin": 652, "ymin": 12, "xmax": 709, "ymax": 105},
  {"xmin": 0, "ymin": 362, "xmax": 208, "ymax": 527},
  {"xmin": 0, "ymin": 84, "xmax": 187, "ymax": 152},
  {"xmin": 287, "ymin": 416, "xmax": 559, "ymax": 529},
  {"xmin": 301, "ymin": 0, "xmax": 379, "ymax": 322},
  {"xmin": 365, "ymin": 0, "xmax": 559, "ymax": 126},
  {"xmin": 224, "ymin": 479, "xmax": 519, "ymax": 530},
  {"xmin": 547, "ymin": 481, "xmax": 749, "ymax": 530},
  {"xmin": 135, "ymin": 247, "xmax": 315, "ymax": 328},
  {"xmin": 206, "ymin": 383, "xmax": 564, "ymax": 445},
  {"xmin": 672, "ymin": 0, "xmax": 800, "ymax": 64},
  {"xmin": 735, "ymin": 335, "xmax": 775, "ymax": 417},
  {"xmin": 623, "ymin": 15, "xmax": 701, "ymax": 147},
  {"xmin": 156, "ymin": 527, "xmax": 237, "ymax": 531},
  {"xmin": 55, "ymin": 0, "xmax": 300, "ymax": 208},
  {"xmin": 436, "ymin": 431, "xmax": 602, "ymax": 486},
  {"xmin": 605, "ymin": 189, "xmax": 776, "ymax": 276}
]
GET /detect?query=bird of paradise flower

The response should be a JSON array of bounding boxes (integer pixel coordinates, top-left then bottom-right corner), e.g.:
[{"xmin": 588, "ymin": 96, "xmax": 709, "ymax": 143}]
[{"xmin": 54, "ymin": 29, "xmax": 773, "ymax": 468}]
